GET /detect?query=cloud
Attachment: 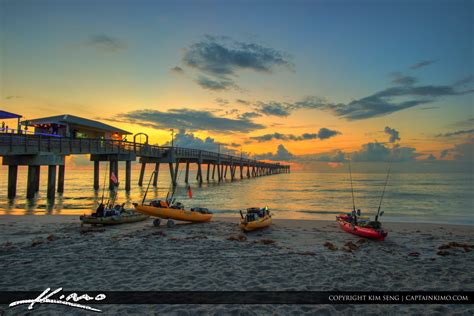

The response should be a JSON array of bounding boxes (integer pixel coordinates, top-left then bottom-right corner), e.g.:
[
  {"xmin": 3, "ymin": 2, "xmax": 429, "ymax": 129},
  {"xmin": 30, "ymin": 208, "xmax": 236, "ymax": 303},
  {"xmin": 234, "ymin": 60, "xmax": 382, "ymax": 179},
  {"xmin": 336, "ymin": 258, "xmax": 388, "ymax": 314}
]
[
  {"xmin": 332, "ymin": 84, "xmax": 472, "ymax": 120},
  {"xmin": 171, "ymin": 66, "xmax": 184, "ymax": 74},
  {"xmin": 440, "ymin": 149, "xmax": 449, "ymax": 159},
  {"xmin": 419, "ymin": 106, "xmax": 439, "ymax": 110},
  {"xmin": 454, "ymin": 75, "xmax": 474, "ymax": 87},
  {"xmin": 250, "ymin": 128, "xmax": 340, "ymax": 142},
  {"xmin": 260, "ymin": 79, "xmax": 473, "ymax": 120},
  {"xmin": 318, "ymin": 127, "xmax": 340, "ymax": 140},
  {"xmin": 5, "ymin": 95, "xmax": 21, "ymax": 100},
  {"xmin": 238, "ymin": 112, "xmax": 262, "ymax": 120},
  {"xmin": 299, "ymin": 150, "xmax": 347, "ymax": 162},
  {"xmin": 196, "ymin": 76, "xmax": 236, "ymax": 91},
  {"xmin": 410, "ymin": 59, "xmax": 436, "ymax": 70},
  {"xmin": 183, "ymin": 35, "xmax": 293, "ymax": 77},
  {"xmin": 251, "ymin": 133, "xmax": 295, "ymax": 142},
  {"xmin": 224, "ymin": 108, "xmax": 239, "ymax": 116},
  {"xmin": 164, "ymin": 129, "xmax": 238, "ymax": 154},
  {"xmin": 451, "ymin": 140, "xmax": 474, "ymax": 161},
  {"xmin": 255, "ymin": 102, "xmax": 291, "ymax": 117},
  {"xmin": 254, "ymin": 144, "xmax": 294, "ymax": 161},
  {"xmin": 236, "ymin": 99, "xmax": 251, "ymax": 105},
  {"xmin": 182, "ymin": 35, "xmax": 292, "ymax": 91},
  {"xmin": 425, "ymin": 154, "xmax": 437, "ymax": 161},
  {"xmin": 440, "ymin": 139, "xmax": 474, "ymax": 161},
  {"xmin": 215, "ymin": 98, "xmax": 229, "ymax": 106},
  {"xmin": 351, "ymin": 142, "xmax": 419, "ymax": 162},
  {"xmin": 254, "ymin": 142, "xmax": 415, "ymax": 163},
  {"xmin": 436, "ymin": 129, "xmax": 474, "ymax": 137},
  {"xmin": 85, "ymin": 34, "xmax": 127, "ymax": 52},
  {"xmin": 113, "ymin": 108, "xmax": 264, "ymax": 133},
  {"xmin": 390, "ymin": 72, "xmax": 417, "ymax": 86},
  {"xmin": 384, "ymin": 126, "xmax": 401, "ymax": 143}
]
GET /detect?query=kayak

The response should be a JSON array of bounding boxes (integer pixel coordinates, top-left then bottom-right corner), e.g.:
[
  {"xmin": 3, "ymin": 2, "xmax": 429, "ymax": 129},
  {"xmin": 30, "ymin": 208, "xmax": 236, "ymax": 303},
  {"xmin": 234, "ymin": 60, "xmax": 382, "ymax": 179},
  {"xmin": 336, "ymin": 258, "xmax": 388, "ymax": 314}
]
[
  {"xmin": 240, "ymin": 215, "xmax": 272, "ymax": 231},
  {"xmin": 338, "ymin": 214, "xmax": 370, "ymax": 222},
  {"xmin": 336, "ymin": 216, "xmax": 387, "ymax": 241},
  {"xmin": 134, "ymin": 205, "xmax": 213, "ymax": 222},
  {"xmin": 80, "ymin": 211, "xmax": 149, "ymax": 225}
]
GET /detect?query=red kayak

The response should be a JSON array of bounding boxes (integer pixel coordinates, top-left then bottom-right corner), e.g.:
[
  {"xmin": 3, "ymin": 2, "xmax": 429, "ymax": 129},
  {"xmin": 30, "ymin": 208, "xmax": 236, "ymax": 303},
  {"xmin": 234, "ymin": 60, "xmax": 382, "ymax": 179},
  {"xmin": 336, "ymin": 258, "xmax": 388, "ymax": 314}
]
[{"xmin": 336, "ymin": 216, "xmax": 388, "ymax": 241}]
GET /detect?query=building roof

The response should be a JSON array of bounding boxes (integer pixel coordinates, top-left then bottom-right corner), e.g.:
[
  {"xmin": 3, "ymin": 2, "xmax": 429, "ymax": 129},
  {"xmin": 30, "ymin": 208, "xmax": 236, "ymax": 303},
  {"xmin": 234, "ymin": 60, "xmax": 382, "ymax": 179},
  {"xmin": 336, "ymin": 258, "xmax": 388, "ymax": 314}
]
[
  {"xmin": 24, "ymin": 114, "xmax": 132, "ymax": 135},
  {"xmin": 0, "ymin": 110, "xmax": 22, "ymax": 119}
]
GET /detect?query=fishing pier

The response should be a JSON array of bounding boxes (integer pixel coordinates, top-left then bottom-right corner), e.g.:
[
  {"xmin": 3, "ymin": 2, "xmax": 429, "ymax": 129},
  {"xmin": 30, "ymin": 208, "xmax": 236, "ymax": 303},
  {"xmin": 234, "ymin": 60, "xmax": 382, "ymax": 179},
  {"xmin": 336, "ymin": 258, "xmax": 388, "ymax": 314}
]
[{"xmin": 0, "ymin": 121, "xmax": 290, "ymax": 201}]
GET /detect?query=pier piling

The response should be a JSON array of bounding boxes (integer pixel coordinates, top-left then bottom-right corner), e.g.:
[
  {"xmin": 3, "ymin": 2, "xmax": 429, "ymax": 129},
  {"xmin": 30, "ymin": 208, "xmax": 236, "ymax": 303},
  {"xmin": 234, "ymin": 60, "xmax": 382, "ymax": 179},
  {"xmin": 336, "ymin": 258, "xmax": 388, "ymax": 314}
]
[
  {"xmin": 138, "ymin": 162, "xmax": 146, "ymax": 186},
  {"xmin": 125, "ymin": 161, "xmax": 131, "ymax": 191},
  {"xmin": 27, "ymin": 166, "xmax": 38, "ymax": 198},
  {"xmin": 7, "ymin": 165, "xmax": 18, "ymax": 198},
  {"xmin": 93, "ymin": 161, "xmax": 100, "ymax": 190},
  {"xmin": 185, "ymin": 161, "xmax": 190, "ymax": 183},
  {"xmin": 34, "ymin": 166, "xmax": 41, "ymax": 192},
  {"xmin": 152, "ymin": 163, "xmax": 159, "ymax": 187},
  {"xmin": 197, "ymin": 161, "xmax": 203, "ymax": 185},
  {"xmin": 47, "ymin": 165, "xmax": 56, "ymax": 199},
  {"xmin": 57, "ymin": 165, "xmax": 65, "ymax": 193}
]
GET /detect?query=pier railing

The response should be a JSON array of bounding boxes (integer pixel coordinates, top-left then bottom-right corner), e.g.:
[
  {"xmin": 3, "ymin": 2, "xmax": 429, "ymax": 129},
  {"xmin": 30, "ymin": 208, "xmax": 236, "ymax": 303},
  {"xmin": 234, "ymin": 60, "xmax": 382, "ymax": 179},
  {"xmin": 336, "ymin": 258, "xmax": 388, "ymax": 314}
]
[{"xmin": 0, "ymin": 133, "xmax": 281, "ymax": 167}]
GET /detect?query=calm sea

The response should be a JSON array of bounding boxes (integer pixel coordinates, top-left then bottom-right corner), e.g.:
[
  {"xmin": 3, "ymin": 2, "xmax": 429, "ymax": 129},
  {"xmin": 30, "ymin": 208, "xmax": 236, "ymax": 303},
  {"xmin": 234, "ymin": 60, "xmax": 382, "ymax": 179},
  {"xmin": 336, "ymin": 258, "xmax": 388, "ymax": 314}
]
[{"xmin": 0, "ymin": 165, "xmax": 472, "ymax": 224}]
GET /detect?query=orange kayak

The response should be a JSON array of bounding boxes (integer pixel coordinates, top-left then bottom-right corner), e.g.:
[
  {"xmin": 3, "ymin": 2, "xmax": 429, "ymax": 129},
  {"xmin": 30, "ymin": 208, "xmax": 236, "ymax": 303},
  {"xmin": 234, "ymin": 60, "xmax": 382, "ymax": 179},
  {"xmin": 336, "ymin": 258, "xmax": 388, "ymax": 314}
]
[{"xmin": 135, "ymin": 205, "xmax": 212, "ymax": 223}]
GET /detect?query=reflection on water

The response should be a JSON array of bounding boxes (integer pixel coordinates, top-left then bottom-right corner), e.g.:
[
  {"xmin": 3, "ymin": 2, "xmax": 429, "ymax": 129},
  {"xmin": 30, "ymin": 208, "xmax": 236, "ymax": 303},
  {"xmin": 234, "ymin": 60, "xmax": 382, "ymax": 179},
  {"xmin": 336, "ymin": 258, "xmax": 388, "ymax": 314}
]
[{"xmin": 0, "ymin": 165, "xmax": 472, "ymax": 224}]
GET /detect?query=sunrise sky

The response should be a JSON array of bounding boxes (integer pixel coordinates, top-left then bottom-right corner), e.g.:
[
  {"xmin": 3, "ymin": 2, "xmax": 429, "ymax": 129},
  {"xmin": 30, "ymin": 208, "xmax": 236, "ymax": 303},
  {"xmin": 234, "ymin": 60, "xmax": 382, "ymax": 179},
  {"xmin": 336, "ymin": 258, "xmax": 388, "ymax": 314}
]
[{"xmin": 1, "ymin": 0, "xmax": 472, "ymax": 166}]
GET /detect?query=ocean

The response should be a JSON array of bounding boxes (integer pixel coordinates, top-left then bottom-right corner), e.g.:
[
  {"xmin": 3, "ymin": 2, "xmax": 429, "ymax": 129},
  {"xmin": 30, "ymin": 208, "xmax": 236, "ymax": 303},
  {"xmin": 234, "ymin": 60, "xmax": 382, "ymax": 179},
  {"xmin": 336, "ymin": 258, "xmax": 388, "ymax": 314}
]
[{"xmin": 0, "ymin": 165, "xmax": 473, "ymax": 224}]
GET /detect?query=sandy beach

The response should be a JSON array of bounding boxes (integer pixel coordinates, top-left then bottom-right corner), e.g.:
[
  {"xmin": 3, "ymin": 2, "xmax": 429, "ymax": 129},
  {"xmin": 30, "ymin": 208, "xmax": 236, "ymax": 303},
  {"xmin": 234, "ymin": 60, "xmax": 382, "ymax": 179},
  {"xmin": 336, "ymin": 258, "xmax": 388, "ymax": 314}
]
[{"xmin": 1, "ymin": 215, "xmax": 473, "ymax": 315}]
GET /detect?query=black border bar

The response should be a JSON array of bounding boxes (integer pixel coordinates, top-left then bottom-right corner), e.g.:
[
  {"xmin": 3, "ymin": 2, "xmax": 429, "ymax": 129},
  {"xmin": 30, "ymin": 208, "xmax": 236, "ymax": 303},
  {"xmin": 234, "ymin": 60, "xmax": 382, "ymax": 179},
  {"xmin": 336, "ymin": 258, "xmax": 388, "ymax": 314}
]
[{"xmin": 1, "ymin": 291, "xmax": 473, "ymax": 305}]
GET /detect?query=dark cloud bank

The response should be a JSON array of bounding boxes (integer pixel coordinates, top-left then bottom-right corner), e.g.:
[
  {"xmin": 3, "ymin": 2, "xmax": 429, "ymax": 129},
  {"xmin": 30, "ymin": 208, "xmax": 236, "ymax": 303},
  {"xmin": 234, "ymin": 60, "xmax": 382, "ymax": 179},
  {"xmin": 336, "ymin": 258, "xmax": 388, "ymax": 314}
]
[
  {"xmin": 112, "ymin": 108, "xmax": 264, "ymax": 133},
  {"xmin": 244, "ymin": 59, "xmax": 473, "ymax": 120},
  {"xmin": 181, "ymin": 35, "xmax": 293, "ymax": 91},
  {"xmin": 250, "ymin": 128, "xmax": 340, "ymax": 142},
  {"xmin": 251, "ymin": 80, "xmax": 472, "ymax": 120}
]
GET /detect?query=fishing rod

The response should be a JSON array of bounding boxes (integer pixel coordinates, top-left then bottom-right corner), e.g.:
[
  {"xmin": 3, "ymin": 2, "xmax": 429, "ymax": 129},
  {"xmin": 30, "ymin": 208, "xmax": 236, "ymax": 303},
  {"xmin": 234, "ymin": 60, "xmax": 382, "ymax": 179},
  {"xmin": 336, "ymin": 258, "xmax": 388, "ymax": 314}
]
[
  {"xmin": 375, "ymin": 155, "xmax": 394, "ymax": 222},
  {"xmin": 348, "ymin": 158, "xmax": 356, "ymax": 213},
  {"xmin": 142, "ymin": 171, "xmax": 156, "ymax": 205}
]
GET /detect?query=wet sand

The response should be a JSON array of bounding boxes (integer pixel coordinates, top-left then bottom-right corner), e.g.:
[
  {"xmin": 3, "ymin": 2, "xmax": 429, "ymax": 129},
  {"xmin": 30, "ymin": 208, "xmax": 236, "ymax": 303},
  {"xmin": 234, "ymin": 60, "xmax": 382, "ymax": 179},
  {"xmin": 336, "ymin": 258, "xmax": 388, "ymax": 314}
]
[{"xmin": 0, "ymin": 215, "xmax": 473, "ymax": 315}]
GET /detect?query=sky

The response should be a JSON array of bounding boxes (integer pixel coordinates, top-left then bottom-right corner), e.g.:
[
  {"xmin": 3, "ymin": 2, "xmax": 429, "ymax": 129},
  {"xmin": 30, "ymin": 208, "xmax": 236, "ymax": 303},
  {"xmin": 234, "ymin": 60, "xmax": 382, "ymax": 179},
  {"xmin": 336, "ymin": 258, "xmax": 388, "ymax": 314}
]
[{"xmin": 1, "ymin": 0, "xmax": 473, "ymax": 170}]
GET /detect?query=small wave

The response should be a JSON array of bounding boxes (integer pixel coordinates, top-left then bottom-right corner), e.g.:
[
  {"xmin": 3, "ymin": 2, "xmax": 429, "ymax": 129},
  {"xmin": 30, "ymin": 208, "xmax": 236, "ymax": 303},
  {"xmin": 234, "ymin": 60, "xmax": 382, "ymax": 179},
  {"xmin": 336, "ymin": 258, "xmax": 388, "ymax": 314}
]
[
  {"xmin": 271, "ymin": 189, "xmax": 320, "ymax": 193},
  {"xmin": 388, "ymin": 192, "xmax": 436, "ymax": 198},
  {"xmin": 67, "ymin": 196, "xmax": 95, "ymax": 201}
]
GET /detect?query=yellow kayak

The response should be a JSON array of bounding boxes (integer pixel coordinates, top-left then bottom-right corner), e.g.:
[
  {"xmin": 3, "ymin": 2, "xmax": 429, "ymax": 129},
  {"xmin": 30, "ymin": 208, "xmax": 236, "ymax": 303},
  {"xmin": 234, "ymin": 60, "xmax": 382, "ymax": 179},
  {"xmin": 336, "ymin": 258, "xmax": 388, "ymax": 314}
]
[
  {"xmin": 135, "ymin": 205, "xmax": 213, "ymax": 223},
  {"xmin": 240, "ymin": 215, "xmax": 272, "ymax": 231}
]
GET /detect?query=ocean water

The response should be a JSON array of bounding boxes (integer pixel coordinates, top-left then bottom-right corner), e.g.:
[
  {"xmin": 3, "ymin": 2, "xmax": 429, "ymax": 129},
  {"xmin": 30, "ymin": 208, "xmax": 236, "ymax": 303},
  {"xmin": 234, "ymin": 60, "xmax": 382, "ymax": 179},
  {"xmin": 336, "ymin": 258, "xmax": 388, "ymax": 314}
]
[{"xmin": 0, "ymin": 165, "xmax": 473, "ymax": 224}]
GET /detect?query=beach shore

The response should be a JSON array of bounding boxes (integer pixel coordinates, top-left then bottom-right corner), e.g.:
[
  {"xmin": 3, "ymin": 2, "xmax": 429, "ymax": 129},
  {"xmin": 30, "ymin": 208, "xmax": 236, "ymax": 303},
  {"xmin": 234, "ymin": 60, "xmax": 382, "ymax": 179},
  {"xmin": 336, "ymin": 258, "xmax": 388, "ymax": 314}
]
[{"xmin": 1, "ymin": 215, "xmax": 473, "ymax": 315}]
